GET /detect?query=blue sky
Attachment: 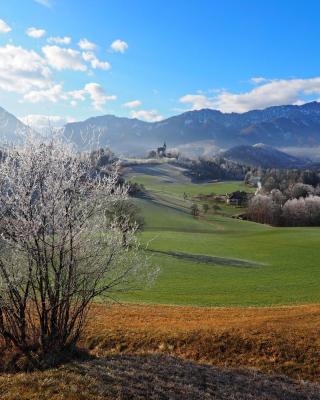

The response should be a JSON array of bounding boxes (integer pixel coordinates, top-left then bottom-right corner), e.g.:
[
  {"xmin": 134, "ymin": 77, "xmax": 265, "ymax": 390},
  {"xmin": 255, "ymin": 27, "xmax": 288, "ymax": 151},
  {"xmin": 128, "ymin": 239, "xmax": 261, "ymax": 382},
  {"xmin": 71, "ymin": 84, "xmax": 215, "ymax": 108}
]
[{"xmin": 1, "ymin": 0, "xmax": 320, "ymax": 128}]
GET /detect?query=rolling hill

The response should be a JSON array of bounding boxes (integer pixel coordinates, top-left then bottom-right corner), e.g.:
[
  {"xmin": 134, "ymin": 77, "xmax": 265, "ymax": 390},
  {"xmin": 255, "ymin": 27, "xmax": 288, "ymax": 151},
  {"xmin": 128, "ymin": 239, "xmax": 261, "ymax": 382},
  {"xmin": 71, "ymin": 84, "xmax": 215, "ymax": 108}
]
[{"xmin": 223, "ymin": 143, "xmax": 309, "ymax": 168}]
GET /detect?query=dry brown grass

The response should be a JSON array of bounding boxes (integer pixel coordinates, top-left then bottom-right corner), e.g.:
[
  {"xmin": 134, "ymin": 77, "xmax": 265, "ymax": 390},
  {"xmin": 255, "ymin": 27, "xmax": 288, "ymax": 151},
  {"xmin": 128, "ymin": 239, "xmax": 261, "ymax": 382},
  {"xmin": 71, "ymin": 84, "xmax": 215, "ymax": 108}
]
[
  {"xmin": 83, "ymin": 303, "xmax": 320, "ymax": 382},
  {"xmin": 1, "ymin": 303, "xmax": 320, "ymax": 399}
]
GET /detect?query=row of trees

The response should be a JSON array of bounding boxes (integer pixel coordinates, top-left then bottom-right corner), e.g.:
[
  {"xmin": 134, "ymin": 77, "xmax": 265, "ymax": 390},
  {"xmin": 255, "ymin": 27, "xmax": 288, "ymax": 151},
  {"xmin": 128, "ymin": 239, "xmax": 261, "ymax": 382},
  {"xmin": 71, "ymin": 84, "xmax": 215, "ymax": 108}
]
[
  {"xmin": 190, "ymin": 203, "xmax": 221, "ymax": 217},
  {"xmin": 245, "ymin": 168, "xmax": 320, "ymax": 193}
]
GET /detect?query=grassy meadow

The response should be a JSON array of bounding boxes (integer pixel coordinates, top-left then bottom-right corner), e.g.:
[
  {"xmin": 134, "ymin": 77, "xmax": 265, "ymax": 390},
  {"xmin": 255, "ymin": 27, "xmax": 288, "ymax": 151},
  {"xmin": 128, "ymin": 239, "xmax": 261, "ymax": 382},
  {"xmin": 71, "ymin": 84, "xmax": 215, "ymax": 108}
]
[{"xmin": 121, "ymin": 163, "xmax": 320, "ymax": 307}]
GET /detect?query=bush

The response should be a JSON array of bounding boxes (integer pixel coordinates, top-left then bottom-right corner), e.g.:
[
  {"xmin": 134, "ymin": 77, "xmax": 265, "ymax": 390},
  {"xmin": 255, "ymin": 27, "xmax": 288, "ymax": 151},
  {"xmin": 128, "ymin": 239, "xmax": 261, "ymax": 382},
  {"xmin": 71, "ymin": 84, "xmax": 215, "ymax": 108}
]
[{"xmin": 0, "ymin": 136, "xmax": 155, "ymax": 369}]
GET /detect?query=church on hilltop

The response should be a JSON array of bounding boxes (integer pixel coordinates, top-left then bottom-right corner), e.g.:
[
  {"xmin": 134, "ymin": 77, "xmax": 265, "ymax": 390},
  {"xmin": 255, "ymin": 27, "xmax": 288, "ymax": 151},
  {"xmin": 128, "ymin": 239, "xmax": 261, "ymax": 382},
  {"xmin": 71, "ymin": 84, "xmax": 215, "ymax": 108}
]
[{"xmin": 157, "ymin": 142, "xmax": 167, "ymax": 157}]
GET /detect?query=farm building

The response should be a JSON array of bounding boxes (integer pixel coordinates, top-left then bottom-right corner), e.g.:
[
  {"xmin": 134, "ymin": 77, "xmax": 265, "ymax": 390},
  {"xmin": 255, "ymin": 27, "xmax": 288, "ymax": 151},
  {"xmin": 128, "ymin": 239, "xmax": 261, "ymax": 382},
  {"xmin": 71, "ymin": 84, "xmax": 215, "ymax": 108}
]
[{"xmin": 226, "ymin": 191, "xmax": 250, "ymax": 207}]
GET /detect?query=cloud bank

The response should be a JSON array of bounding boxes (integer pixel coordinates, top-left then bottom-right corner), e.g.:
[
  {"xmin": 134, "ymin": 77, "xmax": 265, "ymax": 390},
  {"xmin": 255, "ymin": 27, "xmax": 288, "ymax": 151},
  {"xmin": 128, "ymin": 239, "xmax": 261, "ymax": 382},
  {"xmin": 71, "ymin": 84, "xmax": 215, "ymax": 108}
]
[{"xmin": 180, "ymin": 78, "xmax": 320, "ymax": 113}]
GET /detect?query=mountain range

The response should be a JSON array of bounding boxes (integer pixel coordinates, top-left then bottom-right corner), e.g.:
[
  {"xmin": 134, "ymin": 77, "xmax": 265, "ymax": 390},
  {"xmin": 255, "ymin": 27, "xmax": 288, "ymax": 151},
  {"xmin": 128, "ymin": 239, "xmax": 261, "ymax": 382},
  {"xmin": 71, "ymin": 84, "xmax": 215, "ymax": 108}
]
[
  {"xmin": 61, "ymin": 101, "xmax": 320, "ymax": 155},
  {"xmin": 1, "ymin": 101, "xmax": 320, "ymax": 163}
]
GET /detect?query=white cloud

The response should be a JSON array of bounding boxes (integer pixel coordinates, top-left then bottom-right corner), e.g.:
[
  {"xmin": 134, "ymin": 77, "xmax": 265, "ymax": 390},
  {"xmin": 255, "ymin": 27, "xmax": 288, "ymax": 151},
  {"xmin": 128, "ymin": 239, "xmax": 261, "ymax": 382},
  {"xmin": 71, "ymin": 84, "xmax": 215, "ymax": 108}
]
[
  {"xmin": 0, "ymin": 19, "xmax": 11, "ymax": 34},
  {"xmin": 42, "ymin": 45, "xmax": 86, "ymax": 71},
  {"xmin": 179, "ymin": 94, "xmax": 215, "ymax": 110},
  {"xmin": 83, "ymin": 83, "xmax": 116, "ymax": 110},
  {"xmin": 82, "ymin": 51, "xmax": 111, "ymax": 70},
  {"xmin": 251, "ymin": 77, "xmax": 268, "ymax": 84},
  {"xmin": 69, "ymin": 88, "xmax": 86, "ymax": 102},
  {"xmin": 34, "ymin": 0, "xmax": 52, "ymax": 7},
  {"xmin": 69, "ymin": 83, "xmax": 116, "ymax": 110},
  {"xmin": 78, "ymin": 38, "xmax": 97, "ymax": 50},
  {"xmin": 23, "ymin": 82, "xmax": 116, "ymax": 110},
  {"xmin": 180, "ymin": 77, "xmax": 320, "ymax": 113},
  {"xmin": 23, "ymin": 84, "xmax": 64, "ymax": 103},
  {"xmin": 47, "ymin": 36, "xmax": 71, "ymax": 45},
  {"xmin": 131, "ymin": 109, "xmax": 163, "ymax": 122},
  {"xmin": 215, "ymin": 78, "xmax": 320, "ymax": 113},
  {"xmin": 26, "ymin": 27, "xmax": 46, "ymax": 39},
  {"xmin": 20, "ymin": 114, "xmax": 76, "ymax": 130},
  {"xmin": 0, "ymin": 41, "xmax": 115, "ymax": 110},
  {"xmin": 0, "ymin": 44, "xmax": 51, "ymax": 93},
  {"xmin": 123, "ymin": 100, "xmax": 142, "ymax": 108},
  {"xmin": 110, "ymin": 39, "xmax": 128, "ymax": 53}
]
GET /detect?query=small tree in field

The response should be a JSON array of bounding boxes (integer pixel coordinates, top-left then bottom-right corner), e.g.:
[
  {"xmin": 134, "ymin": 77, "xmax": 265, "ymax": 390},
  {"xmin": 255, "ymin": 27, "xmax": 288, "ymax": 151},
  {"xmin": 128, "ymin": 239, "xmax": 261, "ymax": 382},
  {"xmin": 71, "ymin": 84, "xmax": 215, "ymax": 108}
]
[
  {"xmin": 0, "ymin": 136, "xmax": 154, "ymax": 369},
  {"xmin": 190, "ymin": 203, "xmax": 199, "ymax": 217},
  {"xmin": 104, "ymin": 199, "xmax": 144, "ymax": 246}
]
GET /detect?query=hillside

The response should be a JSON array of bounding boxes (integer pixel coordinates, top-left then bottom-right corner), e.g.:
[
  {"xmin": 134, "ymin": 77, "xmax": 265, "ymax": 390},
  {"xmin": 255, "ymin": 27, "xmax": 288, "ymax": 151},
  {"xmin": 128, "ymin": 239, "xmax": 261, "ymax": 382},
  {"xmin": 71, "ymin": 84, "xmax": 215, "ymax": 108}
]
[
  {"xmin": 62, "ymin": 101, "xmax": 320, "ymax": 154},
  {"xmin": 223, "ymin": 144, "xmax": 309, "ymax": 168}
]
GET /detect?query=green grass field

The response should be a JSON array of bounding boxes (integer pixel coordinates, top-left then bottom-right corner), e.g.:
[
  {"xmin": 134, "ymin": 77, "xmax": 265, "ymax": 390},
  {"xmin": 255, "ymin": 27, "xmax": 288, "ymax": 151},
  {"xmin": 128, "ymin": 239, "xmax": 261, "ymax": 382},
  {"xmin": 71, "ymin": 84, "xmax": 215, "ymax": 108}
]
[{"xmin": 120, "ymin": 163, "xmax": 320, "ymax": 307}]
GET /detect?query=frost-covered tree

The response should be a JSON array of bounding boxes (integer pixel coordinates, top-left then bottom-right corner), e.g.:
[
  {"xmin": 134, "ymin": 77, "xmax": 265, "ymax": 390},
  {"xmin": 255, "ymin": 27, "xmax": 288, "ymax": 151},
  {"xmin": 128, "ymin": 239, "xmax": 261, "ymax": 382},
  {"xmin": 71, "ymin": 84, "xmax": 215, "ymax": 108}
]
[
  {"xmin": 0, "ymin": 136, "xmax": 155, "ymax": 368},
  {"xmin": 270, "ymin": 189, "xmax": 286, "ymax": 206},
  {"xmin": 282, "ymin": 195, "xmax": 320, "ymax": 226},
  {"xmin": 288, "ymin": 183, "xmax": 314, "ymax": 199},
  {"xmin": 247, "ymin": 194, "xmax": 281, "ymax": 225}
]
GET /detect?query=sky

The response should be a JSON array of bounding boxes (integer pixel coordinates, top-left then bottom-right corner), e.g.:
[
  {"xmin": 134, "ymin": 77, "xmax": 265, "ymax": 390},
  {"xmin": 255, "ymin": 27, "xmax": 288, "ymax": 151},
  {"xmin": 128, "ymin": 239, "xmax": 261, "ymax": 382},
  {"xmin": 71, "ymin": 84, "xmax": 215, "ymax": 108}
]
[{"xmin": 1, "ymin": 0, "xmax": 320, "ymax": 129}]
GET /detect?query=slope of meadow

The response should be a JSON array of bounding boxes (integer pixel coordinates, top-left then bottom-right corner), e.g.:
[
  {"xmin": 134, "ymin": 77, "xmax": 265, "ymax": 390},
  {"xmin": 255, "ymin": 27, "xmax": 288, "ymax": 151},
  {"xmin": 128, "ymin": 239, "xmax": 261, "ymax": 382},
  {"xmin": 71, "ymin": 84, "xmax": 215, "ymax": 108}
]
[{"xmin": 122, "ymin": 163, "xmax": 320, "ymax": 306}]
